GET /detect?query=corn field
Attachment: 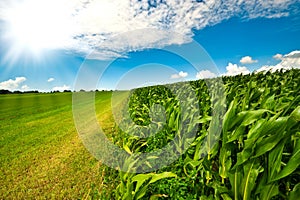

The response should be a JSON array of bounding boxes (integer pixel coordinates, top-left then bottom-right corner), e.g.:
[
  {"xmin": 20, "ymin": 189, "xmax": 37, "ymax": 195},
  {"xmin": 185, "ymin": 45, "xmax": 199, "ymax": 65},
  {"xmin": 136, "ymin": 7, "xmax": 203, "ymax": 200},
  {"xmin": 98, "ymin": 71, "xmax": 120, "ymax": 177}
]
[{"xmin": 100, "ymin": 69, "xmax": 300, "ymax": 200}]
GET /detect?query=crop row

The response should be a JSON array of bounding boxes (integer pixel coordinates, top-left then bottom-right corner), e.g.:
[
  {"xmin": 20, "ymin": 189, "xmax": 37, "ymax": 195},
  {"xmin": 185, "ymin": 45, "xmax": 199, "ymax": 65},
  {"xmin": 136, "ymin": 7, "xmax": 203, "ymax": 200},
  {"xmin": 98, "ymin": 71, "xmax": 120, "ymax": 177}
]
[{"xmin": 100, "ymin": 69, "xmax": 299, "ymax": 199}]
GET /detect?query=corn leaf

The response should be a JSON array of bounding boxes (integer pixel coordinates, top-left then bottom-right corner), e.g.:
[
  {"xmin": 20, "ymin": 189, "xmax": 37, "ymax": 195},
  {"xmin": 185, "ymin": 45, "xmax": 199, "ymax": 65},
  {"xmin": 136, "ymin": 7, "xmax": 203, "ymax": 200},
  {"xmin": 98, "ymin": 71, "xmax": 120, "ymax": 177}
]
[
  {"xmin": 272, "ymin": 139, "xmax": 300, "ymax": 181},
  {"xmin": 149, "ymin": 172, "xmax": 177, "ymax": 184}
]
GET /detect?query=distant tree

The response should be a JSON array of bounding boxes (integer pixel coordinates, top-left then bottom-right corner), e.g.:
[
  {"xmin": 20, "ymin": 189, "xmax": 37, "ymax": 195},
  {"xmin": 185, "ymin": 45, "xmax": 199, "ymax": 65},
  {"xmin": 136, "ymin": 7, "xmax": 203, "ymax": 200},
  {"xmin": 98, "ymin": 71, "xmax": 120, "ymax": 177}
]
[
  {"xmin": 13, "ymin": 91, "xmax": 22, "ymax": 94},
  {"xmin": 79, "ymin": 89, "xmax": 86, "ymax": 92},
  {"xmin": 23, "ymin": 90, "xmax": 39, "ymax": 94},
  {"xmin": 0, "ymin": 89, "xmax": 12, "ymax": 94},
  {"xmin": 63, "ymin": 90, "xmax": 72, "ymax": 93}
]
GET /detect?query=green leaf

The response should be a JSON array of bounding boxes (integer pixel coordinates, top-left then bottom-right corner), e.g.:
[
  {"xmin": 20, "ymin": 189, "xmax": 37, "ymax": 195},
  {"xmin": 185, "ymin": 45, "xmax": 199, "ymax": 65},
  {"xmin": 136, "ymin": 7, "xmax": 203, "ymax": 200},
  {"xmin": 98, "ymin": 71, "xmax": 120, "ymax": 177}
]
[
  {"xmin": 134, "ymin": 184, "xmax": 149, "ymax": 200},
  {"xmin": 222, "ymin": 99, "xmax": 237, "ymax": 134},
  {"xmin": 149, "ymin": 172, "xmax": 177, "ymax": 184},
  {"xmin": 229, "ymin": 167, "xmax": 242, "ymax": 200},
  {"xmin": 272, "ymin": 139, "xmax": 300, "ymax": 181},
  {"xmin": 197, "ymin": 116, "xmax": 212, "ymax": 124},
  {"xmin": 200, "ymin": 195, "xmax": 214, "ymax": 200},
  {"xmin": 220, "ymin": 193, "xmax": 232, "ymax": 200},
  {"xmin": 241, "ymin": 160, "xmax": 263, "ymax": 200},
  {"xmin": 287, "ymin": 106, "xmax": 300, "ymax": 128},
  {"xmin": 207, "ymin": 116, "xmax": 222, "ymax": 159},
  {"xmin": 240, "ymin": 109, "xmax": 271, "ymax": 126},
  {"xmin": 208, "ymin": 181, "xmax": 231, "ymax": 194},
  {"xmin": 288, "ymin": 183, "xmax": 300, "ymax": 200},
  {"xmin": 149, "ymin": 194, "xmax": 168, "ymax": 200},
  {"xmin": 235, "ymin": 148, "xmax": 253, "ymax": 167},
  {"xmin": 219, "ymin": 145, "xmax": 232, "ymax": 182},
  {"xmin": 247, "ymin": 119, "xmax": 266, "ymax": 139},
  {"xmin": 122, "ymin": 180, "xmax": 134, "ymax": 200},
  {"xmin": 131, "ymin": 174, "xmax": 152, "ymax": 192},
  {"xmin": 248, "ymin": 116, "xmax": 287, "ymax": 140},
  {"xmin": 290, "ymin": 106, "xmax": 300, "ymax": 121},
  {"xmin": 123, "ymin": 144, "xmax": 132, "ymax": 155},
  {"xmin": 168, "ymin": 111, "xmax": 176, "ymax": 128},
  {"xmin": 183, "ymin": 160, "xmax": 201, "ymax": 177},
  {"xmin": 261, "ymin": 94, "xmax": 275, "ymax": 110},
  {"xmin": 254, "ymin": 129, "xmax": 286, "ymax": 158},
  {"xmin": 227, "ymin": 125, "xmax": 246, "ymax": 143},
  {"xmin": 267, "ymin": 138, "xmax": 287, "ymax": 182},
  {"xmin": 260, "ymin": 183, "xmax": 279, "ymax": 200}
]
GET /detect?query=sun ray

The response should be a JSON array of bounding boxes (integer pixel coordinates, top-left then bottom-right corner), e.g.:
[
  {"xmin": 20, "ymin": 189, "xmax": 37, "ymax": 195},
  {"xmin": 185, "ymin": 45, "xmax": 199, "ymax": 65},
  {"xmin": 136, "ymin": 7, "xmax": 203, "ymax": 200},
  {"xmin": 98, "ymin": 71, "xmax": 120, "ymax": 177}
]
[{"xmin": 2, "ymin": 0, "xmax": 75, "ymax": 64}]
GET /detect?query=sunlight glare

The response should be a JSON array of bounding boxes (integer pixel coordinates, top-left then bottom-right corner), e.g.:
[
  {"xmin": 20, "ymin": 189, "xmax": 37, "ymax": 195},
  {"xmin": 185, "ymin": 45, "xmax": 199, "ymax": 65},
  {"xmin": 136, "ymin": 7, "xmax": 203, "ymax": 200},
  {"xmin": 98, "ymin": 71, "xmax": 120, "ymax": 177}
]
[{"xmin": 5, "ymin": 0, "xmax": 75, "ymax": 53}]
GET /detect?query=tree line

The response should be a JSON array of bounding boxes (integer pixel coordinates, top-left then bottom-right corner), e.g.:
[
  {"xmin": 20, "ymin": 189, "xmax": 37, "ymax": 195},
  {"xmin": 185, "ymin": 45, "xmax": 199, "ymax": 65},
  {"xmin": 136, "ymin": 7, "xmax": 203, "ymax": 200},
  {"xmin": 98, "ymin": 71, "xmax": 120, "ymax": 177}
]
[{"xmin": 0, "ymin": 89, "xmax": 72, "ymax": 94}]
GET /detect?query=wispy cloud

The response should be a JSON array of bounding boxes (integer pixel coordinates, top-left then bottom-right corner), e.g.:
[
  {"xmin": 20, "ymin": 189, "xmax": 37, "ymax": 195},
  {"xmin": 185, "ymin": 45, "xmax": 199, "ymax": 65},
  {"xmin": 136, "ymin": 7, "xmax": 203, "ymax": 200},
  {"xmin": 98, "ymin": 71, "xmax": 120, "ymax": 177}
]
[
  {"xmin": 240, "ymin": 56, "xmax": 258, "ymax": 64},
  {"xmin": 171, "ymin": 71, "xmax": 188, "ymax": 79},
  {"xmin": 47, "ymin": 78, "xmax": 55, "ymax": 82},
  {"xmin": 0, "ymin": 0, "xmax": 298, "ymax": 60},
  {"xmin": 0, "ymin": 77, "xmax": 26, "ymax": 90}
]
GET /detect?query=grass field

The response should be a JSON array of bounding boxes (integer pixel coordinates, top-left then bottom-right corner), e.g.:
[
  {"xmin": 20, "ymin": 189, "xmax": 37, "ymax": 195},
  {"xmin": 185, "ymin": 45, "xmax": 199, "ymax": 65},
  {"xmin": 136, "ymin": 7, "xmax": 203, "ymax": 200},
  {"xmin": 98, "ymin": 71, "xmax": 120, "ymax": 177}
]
[
  {"xmin": 0, "ymin": 92, "xmax": 115, "ymax": 199},
  {"xmin": 1, "ymin": 70, "xmax": 300, "ymax": 199}
]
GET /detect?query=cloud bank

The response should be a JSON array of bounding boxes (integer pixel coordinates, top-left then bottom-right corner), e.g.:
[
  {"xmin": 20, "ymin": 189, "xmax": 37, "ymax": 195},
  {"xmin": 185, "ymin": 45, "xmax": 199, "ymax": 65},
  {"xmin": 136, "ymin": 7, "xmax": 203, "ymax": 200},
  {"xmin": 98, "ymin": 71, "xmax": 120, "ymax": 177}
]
[
  {"xmin": 1, "ymin": 0, "xmax": 298, "ymax": 60},
  {"xmin": 52, "ymin": 85, "xmax": 71, "ymax": 91},
  {"xmin": 194, "ymin": 50, "xmax": 300, "ymax": 80},
  {"xmin": 0, "ymin": 77, "xmax": 27, "ymax": 90},
  {"xmin": 256, "ymin": 50, "xmax": 300, "ymax": 73}
]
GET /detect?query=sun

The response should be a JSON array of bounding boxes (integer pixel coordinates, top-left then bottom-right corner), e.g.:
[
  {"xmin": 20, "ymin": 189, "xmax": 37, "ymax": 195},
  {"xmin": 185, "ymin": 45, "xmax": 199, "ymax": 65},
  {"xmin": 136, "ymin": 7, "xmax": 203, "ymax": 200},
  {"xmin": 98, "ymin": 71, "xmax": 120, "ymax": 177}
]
[{"xmin": 4, "ymin": 0, "xmax": 75, "ymax": 54}]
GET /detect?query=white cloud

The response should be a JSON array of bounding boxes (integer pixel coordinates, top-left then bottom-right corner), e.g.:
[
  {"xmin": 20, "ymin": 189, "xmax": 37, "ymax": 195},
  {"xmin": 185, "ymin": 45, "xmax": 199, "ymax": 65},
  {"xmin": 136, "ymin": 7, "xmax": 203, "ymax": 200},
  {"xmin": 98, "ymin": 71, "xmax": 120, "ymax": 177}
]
[
  {"xmin": 280, "ymin": 50, "xmax": 300, "ymax": 67},
  {"xmin": 196, "ymin": 70, "xmax": 217, "ymax": 79},
  {"xmin": 273, "ymin": 53, "xmax": 283, "ymax": 60},
  {"xmin": 240, "ymin": 56, "xmax": 258, "ymax": 64},
  {"xmin": 171, "ymin": 71, "xmax": 188, "ymax": 79},
  {"xmin": 21, "ymin": 85, "xmax": 29, "ymax": 90},
  {"xmin": 255, "ymin": 65, "xmax": 274, "ymax": 73},
  {"xmin": 52, "ymin": 85, "xmax": 70, "ymax": 91},
  {"xmin": 223, "ymin": 63, "xmax": 250, "ymax": 76},
  {"xmin": 47, "ymin": 78, "xmax": 55, "ymax": 82},
  {"xmin": 0, "ymin": 0, "xmax": 297, "ymax": 60},
  {"xmin": 0, "ymin": 77, "xmax": 26, "ymax": 90},
  {"xmin": 256, "ymin": 50, "xmax": 300, "ymax": 73}
]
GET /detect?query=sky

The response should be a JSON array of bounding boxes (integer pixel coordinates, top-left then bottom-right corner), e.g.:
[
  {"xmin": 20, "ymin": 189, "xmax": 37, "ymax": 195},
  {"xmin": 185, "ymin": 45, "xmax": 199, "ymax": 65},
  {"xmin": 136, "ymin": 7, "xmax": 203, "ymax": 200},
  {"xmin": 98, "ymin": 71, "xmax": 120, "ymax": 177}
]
[{"xmin": 0, "ymin": 0, "xmax": 300, "ymax": 91}]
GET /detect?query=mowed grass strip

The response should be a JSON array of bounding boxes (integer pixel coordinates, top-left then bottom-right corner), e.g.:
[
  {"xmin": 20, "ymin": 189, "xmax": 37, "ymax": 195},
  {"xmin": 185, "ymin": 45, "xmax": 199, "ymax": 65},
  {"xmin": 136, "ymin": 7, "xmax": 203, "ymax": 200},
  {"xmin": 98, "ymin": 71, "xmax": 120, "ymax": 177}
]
[{"xmin": 0, "ymin": 92, "xmax": 115, "ymax": 199}]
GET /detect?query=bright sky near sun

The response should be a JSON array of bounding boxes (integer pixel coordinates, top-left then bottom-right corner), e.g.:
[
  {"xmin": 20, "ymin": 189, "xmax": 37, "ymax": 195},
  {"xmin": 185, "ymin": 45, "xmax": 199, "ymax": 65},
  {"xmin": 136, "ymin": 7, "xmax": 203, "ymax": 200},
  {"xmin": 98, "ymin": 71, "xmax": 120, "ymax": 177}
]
[{"xmin": 0, "ymin": 0, "xmax": 300, "ymax": 91}]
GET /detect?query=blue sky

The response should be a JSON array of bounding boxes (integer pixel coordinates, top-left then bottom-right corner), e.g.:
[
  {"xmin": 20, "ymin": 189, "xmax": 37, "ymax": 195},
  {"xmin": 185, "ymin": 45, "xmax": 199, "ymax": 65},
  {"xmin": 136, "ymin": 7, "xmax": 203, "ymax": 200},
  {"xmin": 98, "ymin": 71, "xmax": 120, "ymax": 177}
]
[
  {"xmin": 0, "ymin": 0, "xmax": 300, "ymax": 91},
  {"xmin": 195, "ymin": 16, "xmax": 300, "ymax": 71}
]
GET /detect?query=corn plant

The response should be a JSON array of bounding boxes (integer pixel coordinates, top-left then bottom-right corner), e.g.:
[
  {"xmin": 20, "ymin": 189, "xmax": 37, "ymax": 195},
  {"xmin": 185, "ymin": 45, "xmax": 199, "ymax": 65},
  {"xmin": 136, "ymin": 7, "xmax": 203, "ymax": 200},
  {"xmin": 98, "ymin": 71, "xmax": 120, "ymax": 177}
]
[{"xmin": 101, "ymin": 69, "xmax": 300, "ymax": 199}]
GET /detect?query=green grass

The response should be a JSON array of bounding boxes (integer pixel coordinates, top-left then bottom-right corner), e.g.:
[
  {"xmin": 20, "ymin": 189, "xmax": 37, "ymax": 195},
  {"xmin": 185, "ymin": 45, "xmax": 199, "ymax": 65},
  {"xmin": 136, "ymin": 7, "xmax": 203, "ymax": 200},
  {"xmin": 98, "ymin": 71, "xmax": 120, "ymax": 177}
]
[{"xmin": 0, "ymin": 92, "xmax": 115, "ymax": 199}]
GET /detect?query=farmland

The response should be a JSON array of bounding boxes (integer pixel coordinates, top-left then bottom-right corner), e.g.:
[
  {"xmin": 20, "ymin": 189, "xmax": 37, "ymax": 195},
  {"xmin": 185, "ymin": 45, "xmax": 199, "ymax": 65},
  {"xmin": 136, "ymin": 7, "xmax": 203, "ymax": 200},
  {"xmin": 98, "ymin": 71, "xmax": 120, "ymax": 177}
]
[
  {"xmin": 1, "ymin": 69, "xmax": 300, "ymax": 199},
  {"xmin": 0, "ymin": 92, "xmax": 115, "ymax": 198}
]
